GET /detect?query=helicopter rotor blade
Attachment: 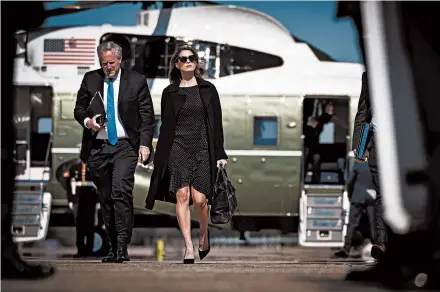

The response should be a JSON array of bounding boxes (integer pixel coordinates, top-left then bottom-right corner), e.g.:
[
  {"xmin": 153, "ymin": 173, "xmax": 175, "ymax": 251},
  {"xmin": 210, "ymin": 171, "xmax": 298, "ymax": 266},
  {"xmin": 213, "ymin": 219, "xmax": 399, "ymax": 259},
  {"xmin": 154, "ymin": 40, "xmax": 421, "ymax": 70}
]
[
  {"xmin": 44, "ymin": 1, "xmax": 122, "ymax": 18},
  {"xmin": 44, "ymin": 1, "xmax": 220, "ymax": 18}
]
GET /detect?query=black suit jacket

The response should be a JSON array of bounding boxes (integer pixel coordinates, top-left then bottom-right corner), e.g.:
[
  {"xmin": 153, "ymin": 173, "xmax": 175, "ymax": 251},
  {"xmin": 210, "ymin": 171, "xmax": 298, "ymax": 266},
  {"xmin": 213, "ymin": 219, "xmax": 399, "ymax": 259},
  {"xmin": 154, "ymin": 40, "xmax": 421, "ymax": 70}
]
[
  {"xmin": 74, "ymin": 68, "xmax": 155, "ymax": 163},
  {"xmin": 352, "ymin": 71, "xmax": 372, "ymax": 151}
]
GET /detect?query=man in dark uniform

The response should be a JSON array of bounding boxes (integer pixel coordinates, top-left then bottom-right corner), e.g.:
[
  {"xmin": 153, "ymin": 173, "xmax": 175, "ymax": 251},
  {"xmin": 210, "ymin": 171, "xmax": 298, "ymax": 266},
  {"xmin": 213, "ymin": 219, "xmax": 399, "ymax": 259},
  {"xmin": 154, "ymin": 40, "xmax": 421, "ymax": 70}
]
[
  {"xmin": 303, "ymin": 99, "xmax": 334, "ymax": 183},
  {"xmin": 337, "ymin": 1, "xmax": 440, "ymax": 287},
  {"xmin": 334, "ymin": 161, "xmax": 376, "ymax": 257},
  {"xmin": 65, "ymin": 159, "xmax": 99, "ymax": 258},
  {"xmin": 1, "ymin": 1, "xmax": 54, "ymax": 279}
]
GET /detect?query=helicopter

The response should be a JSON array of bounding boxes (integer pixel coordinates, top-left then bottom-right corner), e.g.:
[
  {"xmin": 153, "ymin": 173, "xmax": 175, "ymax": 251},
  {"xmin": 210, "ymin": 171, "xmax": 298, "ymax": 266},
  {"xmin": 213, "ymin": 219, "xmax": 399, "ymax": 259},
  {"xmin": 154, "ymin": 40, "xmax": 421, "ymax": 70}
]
[{"xmin": 12, "ymin": 1, "xmax": 364, "ymax": 253}]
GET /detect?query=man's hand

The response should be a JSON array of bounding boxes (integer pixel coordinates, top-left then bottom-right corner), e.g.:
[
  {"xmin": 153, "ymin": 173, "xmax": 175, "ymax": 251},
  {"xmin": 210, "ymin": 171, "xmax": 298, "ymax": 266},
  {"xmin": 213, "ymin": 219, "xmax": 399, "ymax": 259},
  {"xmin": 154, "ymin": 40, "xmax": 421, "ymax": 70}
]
[
  {"xmin": 217, "ymin": 159, "xmax": 227, "ymax": 168},
  {"xmin": 355, "ymin": 150, "xmax": 369, "ymax": 163},
  {"xmin": 139, "ymin": 146, "xmax": 150, "ymax": 164},
  {"xmin": 87, "ymin": 114, "xmax": 102, "ymax": 132},
  {"xmin": 310, "ymin": 119, "xmax": 319, "ymax": 128}
]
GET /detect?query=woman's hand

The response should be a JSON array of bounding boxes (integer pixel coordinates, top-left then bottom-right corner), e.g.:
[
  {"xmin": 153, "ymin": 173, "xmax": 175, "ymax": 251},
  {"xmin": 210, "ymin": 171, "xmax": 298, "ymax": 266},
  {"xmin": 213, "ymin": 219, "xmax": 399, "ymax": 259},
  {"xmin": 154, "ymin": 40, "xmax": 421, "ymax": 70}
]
[{"xmin": 217, "ymin": 159, "xmax": 227, "ymax": 168}]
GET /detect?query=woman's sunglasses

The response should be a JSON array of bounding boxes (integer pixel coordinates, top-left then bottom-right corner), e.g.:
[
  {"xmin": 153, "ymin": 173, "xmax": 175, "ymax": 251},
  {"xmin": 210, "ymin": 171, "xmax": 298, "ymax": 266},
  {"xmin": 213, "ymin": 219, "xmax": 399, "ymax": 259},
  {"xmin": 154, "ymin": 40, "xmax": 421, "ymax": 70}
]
[{"xmin": 177, "ymin": 55, "xmax": 198, "ymax": 63}]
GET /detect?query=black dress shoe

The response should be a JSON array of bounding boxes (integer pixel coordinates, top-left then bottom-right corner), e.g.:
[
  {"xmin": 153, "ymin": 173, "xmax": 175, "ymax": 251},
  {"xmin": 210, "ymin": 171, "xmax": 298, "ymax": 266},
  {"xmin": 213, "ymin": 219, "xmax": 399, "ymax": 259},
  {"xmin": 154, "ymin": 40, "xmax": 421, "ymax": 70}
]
[
  {"xmin": 2, "ymin": 252, "xmax": 55, "ymax": 280},
  {"xmin": 371, "ymin": 244, "xmax": 386, "ymax": 260},
  {"xmin": 102, "ymin": 250, "xmax": 117, "ymax": 263},
  {"xmin": 333, "ymin": 247, "xmax": 349, "ymax": 258},
  {"xmin": 116, "ymin": 247, "xmax": 130, "ymax": 263},
  {"xmin": 198, "ymin": 229, "xmax": 211, "ymax": 260}
]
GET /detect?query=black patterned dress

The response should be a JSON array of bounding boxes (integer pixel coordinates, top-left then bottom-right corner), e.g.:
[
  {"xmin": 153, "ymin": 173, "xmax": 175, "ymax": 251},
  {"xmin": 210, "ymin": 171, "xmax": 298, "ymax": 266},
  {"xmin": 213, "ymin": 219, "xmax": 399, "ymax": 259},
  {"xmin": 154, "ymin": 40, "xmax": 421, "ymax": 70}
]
[{"xmin": 167, "ymin": 85, "xmax": 212, "ymax": 200}]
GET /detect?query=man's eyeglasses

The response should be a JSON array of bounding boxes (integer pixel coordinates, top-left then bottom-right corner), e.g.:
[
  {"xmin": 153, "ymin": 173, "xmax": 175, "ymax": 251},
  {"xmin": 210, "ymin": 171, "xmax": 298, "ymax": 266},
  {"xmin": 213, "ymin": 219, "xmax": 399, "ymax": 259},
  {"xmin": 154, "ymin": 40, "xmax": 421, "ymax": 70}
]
[{"xmin": 177, "ymin": 55, "xmax": 198, "ymax": 63}]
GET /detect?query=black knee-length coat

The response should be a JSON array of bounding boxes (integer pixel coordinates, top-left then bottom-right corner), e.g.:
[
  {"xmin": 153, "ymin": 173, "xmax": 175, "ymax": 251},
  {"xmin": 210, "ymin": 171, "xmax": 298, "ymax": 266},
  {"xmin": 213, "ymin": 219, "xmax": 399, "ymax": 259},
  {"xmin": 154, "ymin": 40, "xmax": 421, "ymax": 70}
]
[{"xmin": 145, "ymin": 77, "xmax": 228, "ymax": 209}]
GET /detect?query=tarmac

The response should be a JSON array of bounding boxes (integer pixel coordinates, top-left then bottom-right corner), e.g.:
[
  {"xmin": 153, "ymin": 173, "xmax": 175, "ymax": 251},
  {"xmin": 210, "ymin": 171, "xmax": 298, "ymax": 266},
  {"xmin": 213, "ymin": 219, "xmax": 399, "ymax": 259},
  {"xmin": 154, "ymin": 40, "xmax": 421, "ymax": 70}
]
[{"xmin": 2, "ymin": 245, "xmax": 397, "ymax": 292}]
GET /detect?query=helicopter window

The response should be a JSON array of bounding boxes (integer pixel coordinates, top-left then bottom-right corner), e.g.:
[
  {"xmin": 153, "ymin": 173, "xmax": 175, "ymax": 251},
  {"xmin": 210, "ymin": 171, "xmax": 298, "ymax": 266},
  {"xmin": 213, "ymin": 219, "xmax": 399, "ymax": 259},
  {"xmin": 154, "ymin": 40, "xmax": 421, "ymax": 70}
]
[
  {"xmin": 37, "ymin": 117, "xmax": 52, "ymax": 134},
  {"xmin": 319, "ymin": 122, "xmax": 335, "ymax": 144},
  {"xmin": 253, "ymin": 116, "xmax": 278, "ymax": 146},
  {"xmin": 99, "ymin": 33, "xmax": 282, "ymax": 79},
  {"xmin": 220, "ymin": 46, "xmax": 283, "ymax": 77}
]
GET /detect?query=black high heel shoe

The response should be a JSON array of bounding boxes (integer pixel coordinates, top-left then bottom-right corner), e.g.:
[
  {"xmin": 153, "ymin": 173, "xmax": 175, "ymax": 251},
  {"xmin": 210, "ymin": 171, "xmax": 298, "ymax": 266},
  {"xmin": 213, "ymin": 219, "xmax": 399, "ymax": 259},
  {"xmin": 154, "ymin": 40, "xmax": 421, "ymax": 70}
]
[
  {"xmin": 183, "ymin": 247, "xmax": 194, "ymax": 264},
  {"xmin": 198, "ymin": 230, "xmax": 211, "ymax": 260}
]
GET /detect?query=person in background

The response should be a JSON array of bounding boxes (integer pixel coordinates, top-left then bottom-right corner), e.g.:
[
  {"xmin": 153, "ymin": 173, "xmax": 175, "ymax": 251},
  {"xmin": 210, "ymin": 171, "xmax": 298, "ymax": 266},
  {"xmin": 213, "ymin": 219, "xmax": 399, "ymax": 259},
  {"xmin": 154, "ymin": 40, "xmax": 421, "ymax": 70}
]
[
  {"xmin": 303, "ymin": 99, "xmax": 334, "ymax": 183},
  {"xmin": 2, "ymin": 1, "xmax": 55, "ymax": 280},
  {"xmin": 65, "ymin": 159, "xmax": 99, "ymax": 258}
]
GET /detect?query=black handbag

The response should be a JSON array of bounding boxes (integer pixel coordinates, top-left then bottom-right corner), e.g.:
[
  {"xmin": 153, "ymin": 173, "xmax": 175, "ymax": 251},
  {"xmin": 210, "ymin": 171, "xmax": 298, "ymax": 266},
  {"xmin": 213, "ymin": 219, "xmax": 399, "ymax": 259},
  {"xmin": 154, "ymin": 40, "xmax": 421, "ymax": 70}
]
[{"xmin": 210, "ymin": 165, "xmax": 238, "ymax": 224}]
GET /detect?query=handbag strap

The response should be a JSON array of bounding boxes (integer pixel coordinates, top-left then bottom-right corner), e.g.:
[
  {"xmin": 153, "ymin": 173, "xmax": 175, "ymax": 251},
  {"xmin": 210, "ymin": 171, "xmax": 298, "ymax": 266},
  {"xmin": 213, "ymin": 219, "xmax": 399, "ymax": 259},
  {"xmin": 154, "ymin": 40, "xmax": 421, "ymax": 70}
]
[
  {"xmin": 215, "ymin": 164, "xmax": 230, "ymax": 186},
  {"xmin": 215, "ymin": 165, "xmax": 224, "ymax": 185}
]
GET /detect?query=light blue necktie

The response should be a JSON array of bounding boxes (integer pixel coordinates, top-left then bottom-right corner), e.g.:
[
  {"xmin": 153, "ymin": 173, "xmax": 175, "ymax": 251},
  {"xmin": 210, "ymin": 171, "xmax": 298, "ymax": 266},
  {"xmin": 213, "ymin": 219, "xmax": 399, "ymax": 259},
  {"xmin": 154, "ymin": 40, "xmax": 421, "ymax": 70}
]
[{"xmin": 105, "ymin": 76, "xmax": 118, "ymax": 146}]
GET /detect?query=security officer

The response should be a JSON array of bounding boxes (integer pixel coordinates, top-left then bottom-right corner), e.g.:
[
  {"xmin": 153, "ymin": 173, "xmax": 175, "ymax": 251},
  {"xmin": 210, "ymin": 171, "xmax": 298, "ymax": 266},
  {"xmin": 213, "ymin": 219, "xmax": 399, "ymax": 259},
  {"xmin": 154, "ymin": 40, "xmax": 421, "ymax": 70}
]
[
  {"xmin": 65, "ymin": 158, "xmax": 99, "ymax": 258},
  {"xmin": 2, "ymin": 1, "xmax": 55, "ymax": 279},
  {"xmin": 337, "ymin": 2, "xmax": 440, "ymax": 287}
]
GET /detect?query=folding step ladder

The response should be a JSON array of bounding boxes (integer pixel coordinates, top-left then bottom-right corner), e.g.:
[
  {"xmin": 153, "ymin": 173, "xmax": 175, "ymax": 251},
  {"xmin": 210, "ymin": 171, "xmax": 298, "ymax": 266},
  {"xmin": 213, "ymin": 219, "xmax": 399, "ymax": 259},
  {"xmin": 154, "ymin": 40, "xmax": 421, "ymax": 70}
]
[
  {"xmin": 298, "ymin": 184, "xmax": 350, "ymax": 247},
  {"xmin": 11, "ymin": 133, "xmax": 53, "ymax": 243}
]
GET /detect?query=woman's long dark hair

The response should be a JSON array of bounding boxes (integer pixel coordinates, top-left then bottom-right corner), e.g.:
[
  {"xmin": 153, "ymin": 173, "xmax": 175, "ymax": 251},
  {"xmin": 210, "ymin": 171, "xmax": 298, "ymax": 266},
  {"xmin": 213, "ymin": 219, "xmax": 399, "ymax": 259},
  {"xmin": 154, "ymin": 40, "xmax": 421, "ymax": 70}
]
[{"xmin": 168, "ymin": 45, "xmax": 207, "ymax": 84}]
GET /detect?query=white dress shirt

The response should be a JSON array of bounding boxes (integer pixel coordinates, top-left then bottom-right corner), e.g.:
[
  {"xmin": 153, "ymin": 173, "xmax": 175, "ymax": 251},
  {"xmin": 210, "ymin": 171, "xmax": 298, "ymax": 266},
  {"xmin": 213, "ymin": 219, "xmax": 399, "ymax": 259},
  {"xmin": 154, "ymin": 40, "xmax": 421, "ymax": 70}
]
[{"xmin": 84, "ymin": 70, "xmax": 128, "ymax": 140}]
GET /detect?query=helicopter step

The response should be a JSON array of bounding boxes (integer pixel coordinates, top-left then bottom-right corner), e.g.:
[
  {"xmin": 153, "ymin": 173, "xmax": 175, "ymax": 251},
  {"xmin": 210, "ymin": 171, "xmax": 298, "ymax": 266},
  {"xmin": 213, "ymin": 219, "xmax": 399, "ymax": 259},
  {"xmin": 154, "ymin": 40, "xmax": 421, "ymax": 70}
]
[
  {"xmin": 298, "ymin": 184, "xmax": 348, "ymax": 247},
  {"xmin": 12, "ymin": 185, "xmax": 52, "ymax": 243}
]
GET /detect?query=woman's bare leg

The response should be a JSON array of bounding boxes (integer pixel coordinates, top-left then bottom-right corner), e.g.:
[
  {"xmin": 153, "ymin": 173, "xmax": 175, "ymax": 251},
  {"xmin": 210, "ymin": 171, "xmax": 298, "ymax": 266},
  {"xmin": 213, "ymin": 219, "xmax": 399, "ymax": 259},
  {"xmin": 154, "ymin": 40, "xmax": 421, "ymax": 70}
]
[
  {"xmin": 191, "ymin": 187, "xmax": 209, "ymax": 251},
  {"xmin": 175, "ymin": 186, "xmax": 193, "ymax": 259}
]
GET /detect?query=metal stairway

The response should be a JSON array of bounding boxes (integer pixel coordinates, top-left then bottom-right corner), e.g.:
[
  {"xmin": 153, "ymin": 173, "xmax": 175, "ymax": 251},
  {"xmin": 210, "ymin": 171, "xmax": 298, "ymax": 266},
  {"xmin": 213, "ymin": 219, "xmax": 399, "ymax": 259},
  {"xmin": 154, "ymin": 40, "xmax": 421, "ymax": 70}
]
[{"xmin": 298, "ymin": 184, "xmax": 349, "ymax": 247}]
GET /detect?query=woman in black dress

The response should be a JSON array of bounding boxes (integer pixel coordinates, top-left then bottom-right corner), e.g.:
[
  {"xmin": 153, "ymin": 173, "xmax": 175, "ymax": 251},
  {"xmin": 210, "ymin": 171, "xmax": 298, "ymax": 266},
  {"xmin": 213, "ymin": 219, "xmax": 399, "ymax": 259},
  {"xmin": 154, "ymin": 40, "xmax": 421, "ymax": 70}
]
[{"xmin": 145, "ymin": 45, "xmax": 228, "ymax": 263}]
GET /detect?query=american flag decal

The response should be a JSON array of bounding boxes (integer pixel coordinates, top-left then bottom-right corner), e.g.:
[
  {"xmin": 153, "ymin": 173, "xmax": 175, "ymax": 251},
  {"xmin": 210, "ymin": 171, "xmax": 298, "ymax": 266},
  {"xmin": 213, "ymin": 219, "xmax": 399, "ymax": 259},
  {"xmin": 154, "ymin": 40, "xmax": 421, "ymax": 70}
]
[{"xmin": 43, "ymin": 38, "xmax": 96, "ymax": 65}]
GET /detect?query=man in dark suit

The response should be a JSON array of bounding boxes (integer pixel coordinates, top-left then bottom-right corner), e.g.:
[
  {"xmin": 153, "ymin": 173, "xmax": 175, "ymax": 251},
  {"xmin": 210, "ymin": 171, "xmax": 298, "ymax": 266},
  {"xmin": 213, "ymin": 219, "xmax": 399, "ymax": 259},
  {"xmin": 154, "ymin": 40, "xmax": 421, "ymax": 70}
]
[
  {"xmin": 74, "ymin": 41, "xmax": 155, "ymax": 263},
  {"xmin": 352, "ymin": 72, "xmax": 389, "ymax": 261},
  {"xmin": 334, "ymin": 161, "xmax": 376, "ymax": 257},
  {"xmin": 338, "ymin": 2, "xmax": 440, "ymax": 287}
]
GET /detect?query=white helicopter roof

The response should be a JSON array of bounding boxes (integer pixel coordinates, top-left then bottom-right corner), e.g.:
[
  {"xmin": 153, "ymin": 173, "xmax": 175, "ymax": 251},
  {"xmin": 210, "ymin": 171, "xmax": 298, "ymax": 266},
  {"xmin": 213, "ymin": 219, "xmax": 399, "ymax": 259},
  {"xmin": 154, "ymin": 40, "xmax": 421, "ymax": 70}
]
[
  {"xmin": 26, "ymin": 4, "xmax": 322, "ymax": 63},
  {"xmin": 138, "ymin": 4, "xmax": 309, "ymax": 59},
  {"xmin": 17, "ymin": 3, "xmax": 364, "ymax": 97}
]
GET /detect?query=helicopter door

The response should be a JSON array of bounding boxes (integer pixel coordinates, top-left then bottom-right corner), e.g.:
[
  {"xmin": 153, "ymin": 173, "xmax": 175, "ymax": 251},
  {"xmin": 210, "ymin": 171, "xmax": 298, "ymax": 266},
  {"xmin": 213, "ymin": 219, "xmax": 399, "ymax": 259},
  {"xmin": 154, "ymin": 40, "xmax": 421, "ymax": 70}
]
[
  {"xmin": 12, "ymin": 85, "xmax": 53, "ymax": 242},
  {"xmin": 13, "ymin": 85, "xmax": 53, "ymax": 181},
  {"xmin": 298, "ymin": 96, "xmax": 351, "ymax": 247}
]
